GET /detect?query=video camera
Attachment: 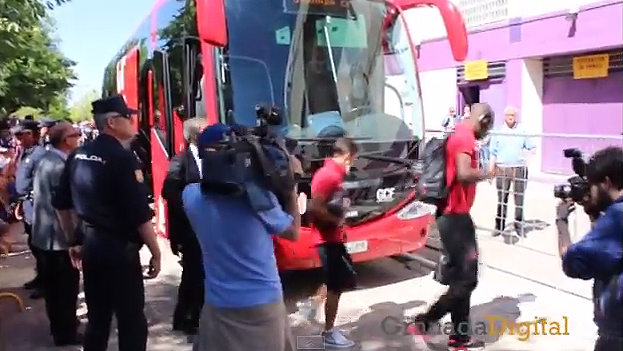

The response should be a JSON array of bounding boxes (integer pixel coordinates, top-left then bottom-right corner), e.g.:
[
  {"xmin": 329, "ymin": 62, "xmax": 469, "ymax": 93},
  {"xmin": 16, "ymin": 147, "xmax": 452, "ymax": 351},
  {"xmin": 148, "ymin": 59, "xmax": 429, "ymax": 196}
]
[
  {"xmin": 200, "ymin": 105, "xmax": 296, "ymax": 212},
  {"xmin": 553, "ymin": 148, "xmax": 589, "ymax": 203}
]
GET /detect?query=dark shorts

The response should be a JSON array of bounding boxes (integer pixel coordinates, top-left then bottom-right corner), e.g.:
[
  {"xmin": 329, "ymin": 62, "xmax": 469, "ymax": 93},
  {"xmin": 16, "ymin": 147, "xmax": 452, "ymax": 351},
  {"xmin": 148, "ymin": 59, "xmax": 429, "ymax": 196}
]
[{"xmin": 317, "ymin": 243, "xmax": 356, "ymax": 293}]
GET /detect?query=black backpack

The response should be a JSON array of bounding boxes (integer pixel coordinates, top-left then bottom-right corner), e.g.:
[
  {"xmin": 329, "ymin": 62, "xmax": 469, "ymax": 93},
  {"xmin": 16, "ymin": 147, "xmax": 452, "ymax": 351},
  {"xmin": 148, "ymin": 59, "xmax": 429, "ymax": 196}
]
[{"xmin": 417, "ymin": 137, "xmax": 450, "ymax": 209}]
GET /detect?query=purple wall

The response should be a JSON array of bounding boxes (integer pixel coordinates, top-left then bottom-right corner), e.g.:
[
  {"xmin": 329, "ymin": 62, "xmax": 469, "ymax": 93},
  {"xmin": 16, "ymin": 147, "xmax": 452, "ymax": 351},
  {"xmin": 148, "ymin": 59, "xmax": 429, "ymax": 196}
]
[
  {"xmin": 541, "ymin": 72, "xmax": 623, "ymax": 173},
  {"xmin": 479, "ymin": 83, "xmax": 507, "ymax": 127},
  {"xmin": 418, "ymin": 0, "xmax": 623, "ymax": 71}
]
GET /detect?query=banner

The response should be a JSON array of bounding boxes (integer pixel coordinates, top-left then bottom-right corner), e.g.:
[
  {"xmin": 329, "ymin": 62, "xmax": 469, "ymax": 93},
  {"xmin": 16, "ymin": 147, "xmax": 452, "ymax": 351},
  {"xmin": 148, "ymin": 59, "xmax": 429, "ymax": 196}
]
[{"xmin": 573, "ymin": 54, "xmax": 609, "ymax": 79}]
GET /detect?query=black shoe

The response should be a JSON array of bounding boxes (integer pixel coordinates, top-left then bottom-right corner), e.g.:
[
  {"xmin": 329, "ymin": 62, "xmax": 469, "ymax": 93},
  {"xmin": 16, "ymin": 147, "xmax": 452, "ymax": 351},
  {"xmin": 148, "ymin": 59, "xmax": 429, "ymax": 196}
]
[
  {"xmin": 409, "ymin": 314, "xmax": 433, "ymax": 341},
  {"xmin": 493, "ymin": 220, "xmax": 504, "ymax": 237},
  {"xmin": 29, "ymin": 289, "xmax": 43, "ymax": 300},
  {"xmin": 183, "ymin": 325, "xmax": 198, "ymax": 336},
  {"xmin": 54, "ymin": 333, "xmax": 83, "ymax": 346},
  {"xmin": 23, "ymin": 277, "xmax": 41, "ymax": 290},
  {"xmin": 514, "ymin": 222, "xmax": 526, "ymax": 238},
  {"xmin": 448, "ymin": 337, "xmax": 485, "ymax": 350},
  {"xmin": 173, "ymin": 320, "xmax": 198, "ymax": 335}
]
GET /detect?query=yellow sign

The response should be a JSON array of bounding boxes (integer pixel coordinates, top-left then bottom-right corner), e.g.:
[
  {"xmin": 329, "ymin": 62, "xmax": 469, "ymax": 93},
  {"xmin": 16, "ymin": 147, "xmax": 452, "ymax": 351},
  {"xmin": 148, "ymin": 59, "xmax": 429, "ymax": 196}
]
[
  {"xmin": 463, "ymin": 60, "xmax": 489, "ymax": 81},
  {"xmin": 573, "ymin": 54, "xmax": 609, "ymax": 79}
]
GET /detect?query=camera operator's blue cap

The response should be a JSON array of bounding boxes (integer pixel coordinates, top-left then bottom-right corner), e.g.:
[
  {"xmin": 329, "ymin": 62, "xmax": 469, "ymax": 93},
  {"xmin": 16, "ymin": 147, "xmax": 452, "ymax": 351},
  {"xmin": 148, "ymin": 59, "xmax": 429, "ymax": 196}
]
[{"xmin": 197, "ymin": 123, "xmax": 232, "ymax": 152}]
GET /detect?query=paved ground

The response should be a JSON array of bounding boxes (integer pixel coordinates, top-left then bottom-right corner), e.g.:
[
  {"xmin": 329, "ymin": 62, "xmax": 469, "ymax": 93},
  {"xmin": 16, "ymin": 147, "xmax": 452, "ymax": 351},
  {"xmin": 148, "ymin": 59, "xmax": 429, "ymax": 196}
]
[{"xmin": 0, "ymin": 177, "xmax": 599, "ymax": 351}]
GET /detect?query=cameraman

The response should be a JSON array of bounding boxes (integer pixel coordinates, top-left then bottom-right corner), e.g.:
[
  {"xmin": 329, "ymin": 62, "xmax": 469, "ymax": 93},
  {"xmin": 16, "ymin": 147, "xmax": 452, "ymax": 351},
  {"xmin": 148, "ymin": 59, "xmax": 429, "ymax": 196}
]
[
  {"xmin": 182, "ymin": 123, "xmax": 302, "ymax": 351},
  {"xmin": 557, "ymin": 146, "xmax": 623, "ymax": 351}
]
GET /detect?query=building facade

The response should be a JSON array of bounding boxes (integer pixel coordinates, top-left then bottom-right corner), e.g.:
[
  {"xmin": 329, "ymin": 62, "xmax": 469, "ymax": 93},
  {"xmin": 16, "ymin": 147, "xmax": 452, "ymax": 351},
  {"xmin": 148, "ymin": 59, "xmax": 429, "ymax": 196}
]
[{"xmin": 409, "ymin": 0, "xmax": 622, "ymax": 174}]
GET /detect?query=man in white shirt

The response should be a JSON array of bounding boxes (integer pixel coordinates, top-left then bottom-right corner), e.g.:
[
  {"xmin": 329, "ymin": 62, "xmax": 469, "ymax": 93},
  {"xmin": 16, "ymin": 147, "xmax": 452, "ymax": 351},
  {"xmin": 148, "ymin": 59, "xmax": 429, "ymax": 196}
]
[{"xmin": 162, "ymin": 117, "xmax": 207, "ymax": 335}]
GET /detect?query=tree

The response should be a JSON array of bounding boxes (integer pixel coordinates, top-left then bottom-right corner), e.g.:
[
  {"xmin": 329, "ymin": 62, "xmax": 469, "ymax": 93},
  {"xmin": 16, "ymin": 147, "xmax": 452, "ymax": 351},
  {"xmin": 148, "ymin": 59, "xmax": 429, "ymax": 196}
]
[
  {"xmin": 69, "ymin": 89, "xmax": 100, "ymax": 122},
  {"xmin": 0, "ymin": 0, "xmax": 76, "ymax": 116}
]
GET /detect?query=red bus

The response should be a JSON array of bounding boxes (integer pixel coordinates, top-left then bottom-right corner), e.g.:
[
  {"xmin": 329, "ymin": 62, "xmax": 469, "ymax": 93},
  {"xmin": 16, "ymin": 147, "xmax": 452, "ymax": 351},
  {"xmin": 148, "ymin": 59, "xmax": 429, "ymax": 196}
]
[{"xmin": 102, "ymin": 0, "xmax": 468, "ymax": 271}]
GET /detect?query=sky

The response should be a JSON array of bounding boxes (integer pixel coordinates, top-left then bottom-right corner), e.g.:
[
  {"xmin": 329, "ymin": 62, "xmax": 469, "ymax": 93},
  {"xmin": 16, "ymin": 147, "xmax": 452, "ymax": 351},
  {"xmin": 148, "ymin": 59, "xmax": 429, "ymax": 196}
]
[{"xmin": 53, "ymin": 0, "xmax": 155, "ymax": 104}]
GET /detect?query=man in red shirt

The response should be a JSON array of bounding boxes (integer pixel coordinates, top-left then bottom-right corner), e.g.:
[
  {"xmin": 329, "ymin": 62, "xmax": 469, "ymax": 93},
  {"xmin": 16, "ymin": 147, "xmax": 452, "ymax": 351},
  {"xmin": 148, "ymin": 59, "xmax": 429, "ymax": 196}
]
[
  {"xmin": 414, "ymin": 103, "xmax": 494, "ymax": 351},
  {"xmin": 301, "ymin": 137, "xmax": 358, "ymax": 349}
]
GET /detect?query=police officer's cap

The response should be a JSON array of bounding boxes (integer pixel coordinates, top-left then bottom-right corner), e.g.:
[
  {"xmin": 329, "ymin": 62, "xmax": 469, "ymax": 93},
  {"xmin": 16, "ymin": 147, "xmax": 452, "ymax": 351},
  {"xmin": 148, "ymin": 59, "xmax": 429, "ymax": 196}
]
[
  {"xmin": 39, "ymin": 117, "xmax": 57, "ymax": 128},
  {"xmin": 91, "ymin": 95, "xmax": 138, "ymax": 118},
  {"xmin": 11, "ymin": 120, "xmax": 40, "ymax": 135},
  {"xmin": 197, "ymin": 123, "xmax": 232, "ymax": 153}
]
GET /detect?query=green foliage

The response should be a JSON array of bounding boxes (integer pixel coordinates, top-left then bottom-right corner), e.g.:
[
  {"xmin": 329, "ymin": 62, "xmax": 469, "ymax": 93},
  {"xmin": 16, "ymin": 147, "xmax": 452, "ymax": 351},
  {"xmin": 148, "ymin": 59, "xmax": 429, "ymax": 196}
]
[
  {"xmin": 0, "ymin": 0, "xmax": 76, "ymax": 116},
  {"xmin": 69, "ymin": 89, "xmax": 100, "ymax": 122}
]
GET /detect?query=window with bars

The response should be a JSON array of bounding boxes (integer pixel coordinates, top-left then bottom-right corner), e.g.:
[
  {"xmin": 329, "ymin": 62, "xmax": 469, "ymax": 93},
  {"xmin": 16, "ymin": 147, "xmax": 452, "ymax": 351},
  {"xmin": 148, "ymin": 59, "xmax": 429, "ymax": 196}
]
[
  {"xmin": 457, "ymin": 0, "xmax": 509, "ymax": 28},
  {"xmin": 543, "ymin": 49, "xmax": 623, "ymax": 78}
]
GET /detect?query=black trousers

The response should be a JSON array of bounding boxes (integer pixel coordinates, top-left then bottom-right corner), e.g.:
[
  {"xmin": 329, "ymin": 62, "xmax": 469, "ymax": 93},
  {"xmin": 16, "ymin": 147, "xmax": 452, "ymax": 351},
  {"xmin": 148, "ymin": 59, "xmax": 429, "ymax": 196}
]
[
  {"xmin": 82, "ymin": 234, "xmax": 147, "ymax": 351},
  {"xmin": 173, "ymin": 243, "xmax": 204, "ymax": 329},
  {"xmin": 424, "ymin": 213, "xmax": 479, "ymax": 341},
  {"xmin": 594, "ymin": 334, "xmax": 623, "ymax": 351},
  {"xmin": 24, "ymin": 222, "xmax": 43, "ymax": 281},
  {"xmin": 495, "ymin": 166, "xmax": 528, "ymax": 231},
  {"xmin": 40, "ymin": 250, "xmax": 80, "ymax": 343}
]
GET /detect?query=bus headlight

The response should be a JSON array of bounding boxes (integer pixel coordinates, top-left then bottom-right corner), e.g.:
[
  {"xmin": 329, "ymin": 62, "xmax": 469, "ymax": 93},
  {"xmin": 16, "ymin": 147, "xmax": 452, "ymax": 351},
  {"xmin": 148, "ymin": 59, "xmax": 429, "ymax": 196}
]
[{"xmin": 395, "ymin": 201, "xmax": 436, "ymax": 221}]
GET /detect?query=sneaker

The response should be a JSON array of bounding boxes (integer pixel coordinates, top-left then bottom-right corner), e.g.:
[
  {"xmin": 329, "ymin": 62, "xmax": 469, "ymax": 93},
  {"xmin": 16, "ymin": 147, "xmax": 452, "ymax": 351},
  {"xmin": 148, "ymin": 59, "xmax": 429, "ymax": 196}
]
[
  {"xmin": 448, "ymin": 337, "xmax": 485, "ymax": 350},
  {"xmin": 297, "ymin": 299, "xmax": 319, "ymax": 322},
  {"xmin": 322, "ymin": 328, "xmax": 355, "ymax": 348}
]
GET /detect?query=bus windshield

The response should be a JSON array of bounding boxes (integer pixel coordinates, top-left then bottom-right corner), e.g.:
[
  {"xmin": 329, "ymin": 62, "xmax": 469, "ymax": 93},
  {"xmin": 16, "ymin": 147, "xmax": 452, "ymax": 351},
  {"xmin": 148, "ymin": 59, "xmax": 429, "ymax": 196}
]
[{"xmin": 221, "ymin": 0, "xmax": 423, "ymax": 143}]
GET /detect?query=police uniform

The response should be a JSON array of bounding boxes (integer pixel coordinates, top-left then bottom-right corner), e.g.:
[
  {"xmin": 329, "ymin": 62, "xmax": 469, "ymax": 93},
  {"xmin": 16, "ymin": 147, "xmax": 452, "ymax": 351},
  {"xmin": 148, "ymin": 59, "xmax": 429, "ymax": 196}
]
[
  {"xmin": 14, "ymin": 120, "xmax": 47, "ymax": 291},
  {"xmin": 52, "ymin": 96, "xmax": 152, "ymax": 351},
  {"xmin": 39, "ymin": 118, "xmax": 57, "ymax": 147}
]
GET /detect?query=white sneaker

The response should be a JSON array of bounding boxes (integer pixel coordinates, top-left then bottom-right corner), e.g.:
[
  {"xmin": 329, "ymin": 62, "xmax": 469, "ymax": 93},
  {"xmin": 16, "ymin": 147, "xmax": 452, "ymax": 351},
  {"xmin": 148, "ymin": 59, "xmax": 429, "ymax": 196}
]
[{"xmin": 322, "ymin": 328, "xmax": 355, "ymax": 348}]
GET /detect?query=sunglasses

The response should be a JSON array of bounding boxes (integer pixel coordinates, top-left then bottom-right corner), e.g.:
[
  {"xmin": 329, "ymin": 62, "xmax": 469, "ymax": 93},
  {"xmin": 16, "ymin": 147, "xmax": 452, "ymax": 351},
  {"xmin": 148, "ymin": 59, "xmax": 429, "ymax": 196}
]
[{"xmin": 65, "ymin": 132, "xmax": 81, "ymax": 139}]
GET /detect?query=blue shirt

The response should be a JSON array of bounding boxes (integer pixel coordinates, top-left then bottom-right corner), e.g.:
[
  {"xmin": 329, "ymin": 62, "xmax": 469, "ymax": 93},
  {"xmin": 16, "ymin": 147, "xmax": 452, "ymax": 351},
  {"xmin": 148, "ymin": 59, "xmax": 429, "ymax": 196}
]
[
  {"xmin": 182, "ymin": 184, "xmax": 293, "ymax": 308},
  {"xmin": 562, "ymin": 197, "xmax": 623, "ymax": 336},
  {"xmin": 490, "ymin": 123, "xmax": 535, "ymax": 167}
]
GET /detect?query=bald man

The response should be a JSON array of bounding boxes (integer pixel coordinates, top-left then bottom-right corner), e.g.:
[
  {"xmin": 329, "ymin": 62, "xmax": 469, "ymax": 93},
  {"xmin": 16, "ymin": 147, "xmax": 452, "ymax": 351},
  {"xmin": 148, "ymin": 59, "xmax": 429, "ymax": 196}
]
[{"xmin": 32, "ymin": 121, "xmax": 83, "ymax": 346}]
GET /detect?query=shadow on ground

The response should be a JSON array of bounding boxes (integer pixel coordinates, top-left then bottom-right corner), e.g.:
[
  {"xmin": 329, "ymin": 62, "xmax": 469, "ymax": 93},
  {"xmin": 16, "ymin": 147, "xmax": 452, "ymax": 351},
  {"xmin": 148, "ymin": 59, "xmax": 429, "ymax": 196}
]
[{"xmin": 282, "ymin": 256, "xmax": 434, "ymax": 314}]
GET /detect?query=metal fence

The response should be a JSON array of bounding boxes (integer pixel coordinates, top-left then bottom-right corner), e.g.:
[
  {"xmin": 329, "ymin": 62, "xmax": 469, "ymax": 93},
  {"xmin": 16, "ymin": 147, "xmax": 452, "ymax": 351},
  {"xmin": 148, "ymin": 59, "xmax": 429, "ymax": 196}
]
[{"xmin": 425, "ymin": 129, "xmax": 623, "ymax": 254}]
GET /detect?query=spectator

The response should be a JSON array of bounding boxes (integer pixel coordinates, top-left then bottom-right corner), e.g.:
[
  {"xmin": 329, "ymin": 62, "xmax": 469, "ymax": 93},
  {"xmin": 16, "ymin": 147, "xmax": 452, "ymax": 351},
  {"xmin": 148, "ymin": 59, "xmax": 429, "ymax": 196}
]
[
  {"xmin": 462, "ymin": 105, "xmax": 471, "ymax": 120},
  {"xmin": 32, "ymin": 121, "xmax": 82, "ymax": 346},
  {"xmin": 489, "ymin": 106, "xmax": 536, "ymax": 238},
  {"xmin": 441, "ymin": 106, "xmax": 457, "ymax": 131}
]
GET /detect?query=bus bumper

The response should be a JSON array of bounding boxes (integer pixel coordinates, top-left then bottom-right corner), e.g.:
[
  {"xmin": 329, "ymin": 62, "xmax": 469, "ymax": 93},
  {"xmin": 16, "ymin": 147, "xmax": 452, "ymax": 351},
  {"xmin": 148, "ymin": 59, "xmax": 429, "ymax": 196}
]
[{"xmin": 275, "ymin": 201, "xmax": 436, "ymax": 271}]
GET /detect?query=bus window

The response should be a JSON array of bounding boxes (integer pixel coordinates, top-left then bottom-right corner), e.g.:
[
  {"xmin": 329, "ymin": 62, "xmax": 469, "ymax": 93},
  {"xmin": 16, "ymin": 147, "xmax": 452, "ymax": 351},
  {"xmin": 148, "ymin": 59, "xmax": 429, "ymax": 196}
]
[
  {"xmin": 195, "ymin": 75, "xmax": 206, "ymax": 118},
  {"xmin": 166, "ymin": 42, "xmax": 185, "ymax": 119},
  {"xmin": 152, "ymin": 51, "xmax": 170, "ymax": 155}
]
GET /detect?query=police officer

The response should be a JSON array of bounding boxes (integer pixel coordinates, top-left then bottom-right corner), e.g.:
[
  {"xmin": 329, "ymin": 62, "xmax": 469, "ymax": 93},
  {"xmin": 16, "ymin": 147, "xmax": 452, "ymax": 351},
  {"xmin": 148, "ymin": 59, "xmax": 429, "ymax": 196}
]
[
  {"xmin": 14, "ymin": 119, "xmax": 47, "ymax": 298},
  {"xmin": 52, "ymin": 95, "xmax": 161, "ymax": 351},
  {"xmin": 39, "ymin": 117, "xmax": 57, "ymax": 147}
]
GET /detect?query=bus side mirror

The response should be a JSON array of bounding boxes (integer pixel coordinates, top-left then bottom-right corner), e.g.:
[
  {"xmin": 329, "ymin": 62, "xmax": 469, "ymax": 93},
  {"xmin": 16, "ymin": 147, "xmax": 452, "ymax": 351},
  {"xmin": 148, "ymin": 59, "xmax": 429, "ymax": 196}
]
[
  {"xmin": 196, "ymin": 0, "xmax": 227, "ymax": 47},
  {"xmin": 390, "ymin": 0, "xmax": 468, "ymax": 62}
]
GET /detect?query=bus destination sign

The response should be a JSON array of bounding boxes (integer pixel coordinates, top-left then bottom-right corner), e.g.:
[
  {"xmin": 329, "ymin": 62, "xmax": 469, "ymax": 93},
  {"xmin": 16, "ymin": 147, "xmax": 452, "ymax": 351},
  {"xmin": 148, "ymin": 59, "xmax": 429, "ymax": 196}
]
[{"xmin": 283, "ymin": 0, "xmax": 351, "ymax": 17}]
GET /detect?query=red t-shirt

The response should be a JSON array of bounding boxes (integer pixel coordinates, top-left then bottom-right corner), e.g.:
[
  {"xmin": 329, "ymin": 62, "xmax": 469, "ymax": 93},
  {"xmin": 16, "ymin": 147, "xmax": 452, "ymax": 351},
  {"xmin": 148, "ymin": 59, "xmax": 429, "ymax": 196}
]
[
  {"xmin": 444, "ymin": 123, "xmax": 478, "ymax": 214},
  {"xmin": 310, "ymin": 159, "xmax": 347, "ymax": 244}
]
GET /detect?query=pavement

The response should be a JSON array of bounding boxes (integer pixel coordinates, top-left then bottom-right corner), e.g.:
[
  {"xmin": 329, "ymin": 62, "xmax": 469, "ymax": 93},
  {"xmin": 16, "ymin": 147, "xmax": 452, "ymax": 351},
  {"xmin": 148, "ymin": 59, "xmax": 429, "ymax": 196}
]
[{"xmin": 0, "ymin": 177, "xmax": 600, "ymax": 351}]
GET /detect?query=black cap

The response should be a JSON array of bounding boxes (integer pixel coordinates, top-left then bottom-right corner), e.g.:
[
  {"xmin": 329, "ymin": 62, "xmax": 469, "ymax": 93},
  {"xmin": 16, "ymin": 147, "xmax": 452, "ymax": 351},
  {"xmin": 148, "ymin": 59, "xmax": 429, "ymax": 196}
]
[
  {"xmin": 91, "ymin": 95, "xmax": 137, "ymax": 118},
  {"xmin": 11, "ymin": 120, "xmax": 40, "ymax": 134},
  {"xmin": 39, "ymin": 117, "xmax": 57, "ymax": 128}
]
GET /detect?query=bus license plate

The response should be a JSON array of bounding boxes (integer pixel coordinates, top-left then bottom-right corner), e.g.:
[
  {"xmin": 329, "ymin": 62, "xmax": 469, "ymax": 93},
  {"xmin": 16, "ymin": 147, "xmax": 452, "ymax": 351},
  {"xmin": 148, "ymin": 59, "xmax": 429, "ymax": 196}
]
[{"xmin": 345, "ymin": 240, "xmax": 368, "ymax": 254}]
